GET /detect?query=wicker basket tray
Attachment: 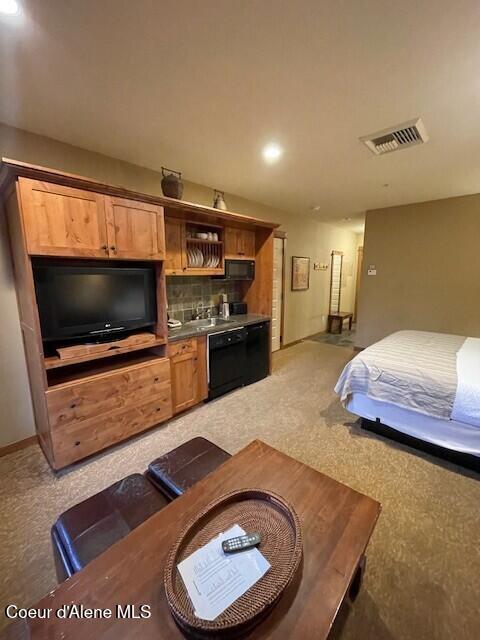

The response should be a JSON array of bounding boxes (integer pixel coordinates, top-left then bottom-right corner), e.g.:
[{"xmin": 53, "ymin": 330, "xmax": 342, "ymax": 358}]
[{"xmin": 164, "ymin": 489, "xmax": 303, "ymax": 638}]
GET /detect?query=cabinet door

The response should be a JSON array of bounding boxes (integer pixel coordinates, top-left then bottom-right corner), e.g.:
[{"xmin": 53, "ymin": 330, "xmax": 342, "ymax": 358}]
[
  {"xmin": 106, "ymin": 196, "xmax": 165, "ymax": 260},
  {"xmin": 224, "ymin": 226, "xmax": 238, "ymax": 258},
  {"xmin": 170, "ymin": 351, "xmax": 198, "ymax": 414},
  {"xmin": 164, "ymin": 217, "xmax": 186, "ymax": 274},
  {"xmin": 237, "ymin": 229, "xmax": 256, "ymax": 259},
  {"xmin": 19, "ymin": 178, "xmax": 109, "ymax": 258},
  {"xmin": 225, "ymin": 226, "xmax": 256, "ymax": 259}
]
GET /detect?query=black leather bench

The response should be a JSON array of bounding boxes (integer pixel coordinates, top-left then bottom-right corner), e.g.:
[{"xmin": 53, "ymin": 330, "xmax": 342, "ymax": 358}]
[
  {"xmin": 146, "ymin": 436, "xmax": 231, "ymax": 500},
  {"xmin": 51, "ymin": 438, "xmax": 231, "ymax": 582},
  {"xmin": 51, "ymin": 473, "xmax": 167, "ymax": 582}
]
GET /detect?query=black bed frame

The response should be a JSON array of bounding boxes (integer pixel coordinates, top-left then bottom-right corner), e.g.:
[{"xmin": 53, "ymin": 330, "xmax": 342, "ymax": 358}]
[{"xmin": 361, "ymin": 418, "xmax": 480, "ymax": 474}]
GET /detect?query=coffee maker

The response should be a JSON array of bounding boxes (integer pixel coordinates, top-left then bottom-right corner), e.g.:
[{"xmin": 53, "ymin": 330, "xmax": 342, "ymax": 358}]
[{"xmin": 219, "ymin": 293, "xmax": 230, "ymax": 319}]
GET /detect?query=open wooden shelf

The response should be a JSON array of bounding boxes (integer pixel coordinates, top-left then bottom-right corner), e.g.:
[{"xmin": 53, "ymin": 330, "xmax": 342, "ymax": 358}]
[
  {"xmin": 46, "ymin": 349, "xmax": 168, "ymax": 388},
  {"xmin": 44, "ymin": 335, "xmax": 167, "ymax": 370}
]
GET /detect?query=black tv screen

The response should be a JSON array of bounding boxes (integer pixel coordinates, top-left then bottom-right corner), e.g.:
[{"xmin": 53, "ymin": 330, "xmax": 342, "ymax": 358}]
[{"xmin": 34, "ymin": 263, "xmax": 157, "ymax": 341}]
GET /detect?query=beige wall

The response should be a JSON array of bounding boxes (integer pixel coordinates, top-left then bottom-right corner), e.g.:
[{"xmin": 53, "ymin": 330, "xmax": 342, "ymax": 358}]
[
  {"xmin": 356, "ymin": 194, "xmax": 480, "ymax": 348},
  {"xmin": 0, "ymin": 208, "xmax": 36, "ymax": 445},
  {"xmin": 0, "ymin": 123, "xmax": 358, "ymax": 446}
]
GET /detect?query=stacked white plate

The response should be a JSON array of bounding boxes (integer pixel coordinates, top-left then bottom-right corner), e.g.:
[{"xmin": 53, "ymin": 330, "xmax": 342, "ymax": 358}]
[
  {"xmin": 203, "ymin": 254, "xmax": 220, "ymax": 268},
  {"xmin": 187, "ymin": 247, "xmax": 203, "ymax": 267}
]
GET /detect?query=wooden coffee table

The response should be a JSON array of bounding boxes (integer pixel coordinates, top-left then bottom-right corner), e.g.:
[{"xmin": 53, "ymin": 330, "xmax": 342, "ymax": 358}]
[{"xmin": 1, "ymin": 441, "xmax": 380, "ymax": 639}]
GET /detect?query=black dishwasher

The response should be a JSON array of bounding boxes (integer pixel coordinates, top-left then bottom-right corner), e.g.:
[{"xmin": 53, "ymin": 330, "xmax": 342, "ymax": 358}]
[
  {"xmin": 245, "ymin": 322, "xmax": 270, "ymax": 385},
  {"xmin": 208, "ymin": 327, "xmax": 247, "ymax": 400}
]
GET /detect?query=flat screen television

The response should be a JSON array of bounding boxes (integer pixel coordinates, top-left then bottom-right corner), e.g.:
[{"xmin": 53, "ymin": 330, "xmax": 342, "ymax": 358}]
[{"xmin": 33, "ymin": 263, "xmax": 157, "ymax": 342}]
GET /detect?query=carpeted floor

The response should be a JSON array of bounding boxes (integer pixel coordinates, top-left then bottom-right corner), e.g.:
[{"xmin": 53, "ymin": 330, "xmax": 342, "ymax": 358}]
[{"xmin": 0, "ymin": 341, "xmax": 479, "ymax": 638}]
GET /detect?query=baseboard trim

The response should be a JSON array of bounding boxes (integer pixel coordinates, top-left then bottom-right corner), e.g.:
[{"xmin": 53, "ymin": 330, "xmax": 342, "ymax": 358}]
[
  {"xmin": 280, "ymin": 339, "xmax": 303, "ymax": 350},
  {"xmin": 0, "ymin": 435, "xmax": 38, "ymax": 458}
]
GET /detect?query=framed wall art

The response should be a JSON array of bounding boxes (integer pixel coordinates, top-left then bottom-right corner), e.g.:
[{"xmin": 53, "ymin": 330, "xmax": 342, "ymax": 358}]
[{"xmin": 291, "ymin": 256, "xmax": 310, "ymax": 291}]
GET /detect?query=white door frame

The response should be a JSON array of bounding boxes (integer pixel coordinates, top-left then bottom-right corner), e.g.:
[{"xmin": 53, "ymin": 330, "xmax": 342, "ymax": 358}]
[{"xmin": 272, "ymin": 232, "xmax": 286, "ymax": 351}]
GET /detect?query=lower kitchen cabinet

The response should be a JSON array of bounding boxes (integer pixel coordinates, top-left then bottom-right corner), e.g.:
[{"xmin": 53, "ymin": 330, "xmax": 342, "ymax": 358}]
[
  {"xmin": 168, "ymin": 336, "xmax": 208, "ymax": 414},
  {"xmin": 46, "ymin": 357, "xmax": 173, "ymax": 468}
]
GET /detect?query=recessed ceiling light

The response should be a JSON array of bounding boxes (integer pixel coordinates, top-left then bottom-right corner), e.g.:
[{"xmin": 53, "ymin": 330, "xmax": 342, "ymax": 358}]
[
  {"xmin": 0, "ymin": 0, "xmax": 20, "ymax": 15},
  {"xmin": 342, "ymin": 217, "xmax": 352, "ymax": 222},
  {"xmin": 262, "ymin": 143, "xmax": 283, "ymax": 164},
  {"xmin": 310, "ymin": 205, "xmax": 321, "ymax": 212}
]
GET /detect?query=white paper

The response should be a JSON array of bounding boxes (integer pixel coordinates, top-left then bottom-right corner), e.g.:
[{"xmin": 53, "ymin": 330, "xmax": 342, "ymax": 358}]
[{"xmin": 177, "ymin": 524, "xmax": 270, "ymax": 621}]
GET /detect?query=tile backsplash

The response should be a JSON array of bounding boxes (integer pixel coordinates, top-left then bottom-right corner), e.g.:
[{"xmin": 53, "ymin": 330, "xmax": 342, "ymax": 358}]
[{"xmin": 166, "ymin": 277, "xmax": 242, "ymax": 322}]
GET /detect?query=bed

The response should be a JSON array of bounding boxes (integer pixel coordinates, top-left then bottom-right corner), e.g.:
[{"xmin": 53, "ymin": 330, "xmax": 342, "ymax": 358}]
[{"xmin": 335, "ymin": 330, "xmax": 480, "ymax": 471}]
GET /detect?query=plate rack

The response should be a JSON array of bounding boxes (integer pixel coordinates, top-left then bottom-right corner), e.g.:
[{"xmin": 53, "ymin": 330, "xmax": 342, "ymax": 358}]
[{"xmin": 185, "ymin": 222, "xmax": 224, "ymax": 273}]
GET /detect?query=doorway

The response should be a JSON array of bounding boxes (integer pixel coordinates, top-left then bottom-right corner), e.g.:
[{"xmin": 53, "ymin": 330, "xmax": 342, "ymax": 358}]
[
  {"xmin": 354, "ymin": 246, "xmax": 363, "ymax": 321},
  {"xmin": 329, "ymin": 251, "xmax": 344, "ymax": 314},
  {"xmin": 272, "ymin": 234, "xmax": 286, "ymax": 351}
]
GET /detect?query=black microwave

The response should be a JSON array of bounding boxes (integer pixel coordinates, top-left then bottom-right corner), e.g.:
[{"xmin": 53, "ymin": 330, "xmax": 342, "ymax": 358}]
[{"xmin": 222, "ymin": 259, "xmax": 255, "ymax": 280}]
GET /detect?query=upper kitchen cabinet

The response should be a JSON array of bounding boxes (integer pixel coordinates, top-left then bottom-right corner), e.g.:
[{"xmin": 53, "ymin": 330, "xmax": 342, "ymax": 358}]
[
  {"xmin": 224, "ymin": 226, "xmax": 256, "ymax": 259},
  {"xmin": 105, "ymin": 196, "xmax": 165, "ymax": 260},
  {"xmin": 18, "ymin": 178, "xmax": 110, "ymax": 258},
  {"xmin": 17, "ymin": 179, "xmax": 166, "ymax": 261},
  {"xmin": 164, "ymin": 217, "xmax": 185, "ymax": 274}
]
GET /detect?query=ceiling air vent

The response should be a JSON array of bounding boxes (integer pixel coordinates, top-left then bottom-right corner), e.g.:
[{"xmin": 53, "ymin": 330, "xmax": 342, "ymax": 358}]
[{"xmin": 360, "ymin": 118, "xmax": 429, "ymax": 156}]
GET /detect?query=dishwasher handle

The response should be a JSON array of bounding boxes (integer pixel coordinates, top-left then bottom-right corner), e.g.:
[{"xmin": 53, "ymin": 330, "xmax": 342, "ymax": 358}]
[{"xmin": 208, "ymin": 328, "xmax": 246, "ymax": 350}]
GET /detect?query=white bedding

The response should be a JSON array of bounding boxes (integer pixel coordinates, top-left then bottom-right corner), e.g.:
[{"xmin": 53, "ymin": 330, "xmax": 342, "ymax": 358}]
[
  {"xmin": 336, "ymin": 330, "xmax": 480, "ymax": 456},
  {"xmin": 335, "ymin": 330, "xmax": 464, "ymax": 420},
  {"xmin": 346, "ymin": 393, "xmax": 480, "ymax": 456},
  {"xmin": 452, "ymin": 337, "xmax": 480, "ymax": 427}
]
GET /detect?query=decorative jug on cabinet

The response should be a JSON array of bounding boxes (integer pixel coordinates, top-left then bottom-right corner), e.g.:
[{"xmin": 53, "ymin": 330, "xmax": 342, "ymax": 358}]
[{"xmin": 161, "ymin": 167, "xmax": 183, "ymax": 199}]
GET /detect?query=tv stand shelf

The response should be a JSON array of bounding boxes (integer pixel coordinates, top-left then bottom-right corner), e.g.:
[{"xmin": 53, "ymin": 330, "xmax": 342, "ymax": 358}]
[
  {"xmin": 44, "ymin": 334, "xmax": 167, "ymax": 370},
  {"xmin": 46, "ymin": 349, "xmax": 167, "ymax": 388}
]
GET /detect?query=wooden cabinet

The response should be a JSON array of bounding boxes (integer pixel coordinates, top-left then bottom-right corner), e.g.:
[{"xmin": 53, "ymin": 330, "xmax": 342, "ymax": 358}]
[
  {"xmin": 168, "ymin": 337, "xmax": 208, "ymax": 414},
  {"xmin": 18, "ymin": 178, "xmax": 166, "ymax": 261},
  {"xmin": 105, "ymin": 196, "xmax": 165, "ymax": 260},
  {"xmin": 19, "ymin": 178, "xmax": 109, "ymax": 258},
  {"xmin": 46, "ymin": 357, "xmax": 172, "ymax": 467},
  {"xmin": 225, "ymin": 226, "xmax": 256, "ymax": 259},
  {"xmin": 196, "ymin": 335, "xmax": 208, "ymax": 402},
  {"xmin": 2, "ymin": 159, "xmax": 276, "ymax": 470},
  {"xmin": 164, "ymin": 217, "xmax": 185, "ymax": 274}
]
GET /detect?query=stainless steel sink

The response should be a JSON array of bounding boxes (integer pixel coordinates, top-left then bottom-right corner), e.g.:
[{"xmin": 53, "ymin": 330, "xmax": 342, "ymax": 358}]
[{"xmin": 186, "ymin": 318, "xmax": 233, "ymax": 329}]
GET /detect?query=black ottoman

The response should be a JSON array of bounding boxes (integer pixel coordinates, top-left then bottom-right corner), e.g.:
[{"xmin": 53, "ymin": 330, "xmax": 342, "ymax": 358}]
[
  {"xmin": 147, "ymin": 437, "xmax": 231, "ymax": 500},
  {"xmin": 51, "ymin": 473, "xmax": 168, "ymax": 582}
]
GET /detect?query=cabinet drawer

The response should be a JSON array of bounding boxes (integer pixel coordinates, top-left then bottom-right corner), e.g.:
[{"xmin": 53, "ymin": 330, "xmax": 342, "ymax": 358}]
[
  {"xmin": 167, "ymin": 338, "xmax": 197, "ymax": 359},
  {"xmin": 46, "ymin": 358, "xmax": 171, "ymax": 430},
  {"xmin": 51, "ymin": 392, "xmax": 172, "ymax": 468}
]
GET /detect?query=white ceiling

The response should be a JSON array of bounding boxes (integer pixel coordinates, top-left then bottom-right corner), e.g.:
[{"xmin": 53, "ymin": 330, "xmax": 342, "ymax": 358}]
[{"xmin": 2, "ymin": 1, "xmax": 480, "ymax": 234}]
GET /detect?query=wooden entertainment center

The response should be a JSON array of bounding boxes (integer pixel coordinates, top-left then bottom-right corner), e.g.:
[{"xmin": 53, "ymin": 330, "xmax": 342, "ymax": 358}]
[{"xmin": 0, "ymin": 159, "xmax": 278, "ymax": 470}]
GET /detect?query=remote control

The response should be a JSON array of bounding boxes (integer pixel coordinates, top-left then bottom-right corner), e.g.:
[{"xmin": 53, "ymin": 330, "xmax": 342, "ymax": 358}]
[{"xmin": 222, "ymin": 532, "xmax": 262, "ymax": 554}]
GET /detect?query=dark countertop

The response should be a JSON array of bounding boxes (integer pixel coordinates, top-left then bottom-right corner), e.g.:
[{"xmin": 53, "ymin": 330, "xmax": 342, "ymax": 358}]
[{"xmin": 168, "ymin": 314, "xmax": 270, "ymax": 342}]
